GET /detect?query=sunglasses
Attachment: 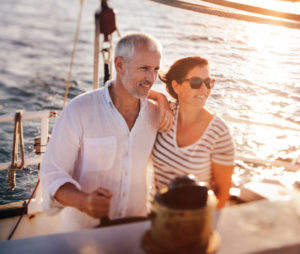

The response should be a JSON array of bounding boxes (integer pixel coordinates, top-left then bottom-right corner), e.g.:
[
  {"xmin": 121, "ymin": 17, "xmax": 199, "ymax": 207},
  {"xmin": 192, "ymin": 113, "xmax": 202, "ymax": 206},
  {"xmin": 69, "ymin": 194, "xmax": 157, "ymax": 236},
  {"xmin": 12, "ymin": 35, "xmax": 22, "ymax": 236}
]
[{"xmin": 181, "ymin": 77, "xmax": 215, "ymax": 89}]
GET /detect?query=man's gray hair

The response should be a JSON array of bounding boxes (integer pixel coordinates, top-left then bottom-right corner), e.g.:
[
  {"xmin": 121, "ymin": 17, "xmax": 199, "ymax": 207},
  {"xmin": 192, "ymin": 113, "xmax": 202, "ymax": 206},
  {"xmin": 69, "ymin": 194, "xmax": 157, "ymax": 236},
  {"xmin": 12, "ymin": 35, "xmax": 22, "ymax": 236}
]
[{"xmin": 115, "ymin": 32, "xmax": 162, "ymax": 63}]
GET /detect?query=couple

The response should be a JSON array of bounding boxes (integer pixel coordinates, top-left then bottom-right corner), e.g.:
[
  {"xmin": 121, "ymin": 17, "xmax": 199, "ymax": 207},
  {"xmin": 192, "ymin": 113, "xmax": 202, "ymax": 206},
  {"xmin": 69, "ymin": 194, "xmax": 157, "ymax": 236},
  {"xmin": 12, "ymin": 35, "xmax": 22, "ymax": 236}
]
[{"xmin": 40, "ymin": 32, "xmax": 234, "ymax": 232}]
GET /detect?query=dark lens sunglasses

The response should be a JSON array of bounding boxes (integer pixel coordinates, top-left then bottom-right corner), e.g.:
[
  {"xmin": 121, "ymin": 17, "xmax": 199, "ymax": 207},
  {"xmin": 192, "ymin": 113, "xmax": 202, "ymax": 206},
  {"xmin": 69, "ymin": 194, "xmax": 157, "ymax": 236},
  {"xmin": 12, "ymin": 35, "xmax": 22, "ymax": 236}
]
[{"xmin": 181, "ymin": 77, "xmax": 215, "ymax": 89}]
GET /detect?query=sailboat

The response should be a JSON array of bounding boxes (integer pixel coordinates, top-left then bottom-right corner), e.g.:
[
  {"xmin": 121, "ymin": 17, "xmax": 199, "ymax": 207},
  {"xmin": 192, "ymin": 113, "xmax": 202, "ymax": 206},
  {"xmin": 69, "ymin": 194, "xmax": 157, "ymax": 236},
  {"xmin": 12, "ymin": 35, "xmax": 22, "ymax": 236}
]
[{"xmin": 0, "ymin": 0, "xmax": 300, "ymax": 253}]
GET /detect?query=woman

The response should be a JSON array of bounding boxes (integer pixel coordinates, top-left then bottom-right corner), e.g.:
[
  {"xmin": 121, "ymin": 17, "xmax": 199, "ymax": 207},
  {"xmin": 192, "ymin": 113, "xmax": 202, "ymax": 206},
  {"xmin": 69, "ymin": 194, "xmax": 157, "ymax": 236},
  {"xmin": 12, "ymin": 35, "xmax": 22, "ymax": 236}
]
[{"xmin": 152, "ymin": 56, "xmax": 235, "ymax": 209}]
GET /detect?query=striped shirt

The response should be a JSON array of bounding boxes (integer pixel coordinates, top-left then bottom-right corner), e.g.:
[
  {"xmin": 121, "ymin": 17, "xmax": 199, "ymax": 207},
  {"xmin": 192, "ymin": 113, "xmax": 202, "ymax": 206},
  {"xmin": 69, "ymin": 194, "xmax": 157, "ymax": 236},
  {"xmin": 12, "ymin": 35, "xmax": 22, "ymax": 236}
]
[{"xmin": 152, "ymin": 102, "xmax": 235, "ymax": 192}]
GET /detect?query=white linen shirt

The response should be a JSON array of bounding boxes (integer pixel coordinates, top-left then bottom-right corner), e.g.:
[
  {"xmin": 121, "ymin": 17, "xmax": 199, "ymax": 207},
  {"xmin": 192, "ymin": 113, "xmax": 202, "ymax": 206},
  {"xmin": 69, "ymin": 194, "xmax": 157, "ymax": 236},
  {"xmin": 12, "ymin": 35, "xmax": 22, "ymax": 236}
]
[{"xmin": 40, "ymin": 81, "xmax": 159, "ymax": 232}]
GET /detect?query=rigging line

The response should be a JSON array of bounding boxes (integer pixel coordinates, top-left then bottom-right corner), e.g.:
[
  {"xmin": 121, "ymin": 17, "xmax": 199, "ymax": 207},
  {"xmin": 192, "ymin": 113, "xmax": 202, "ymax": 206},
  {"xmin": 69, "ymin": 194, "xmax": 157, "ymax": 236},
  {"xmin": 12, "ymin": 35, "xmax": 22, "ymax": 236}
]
[
  {"xmin": 199, "ymin": 0, "xmax": 300, "ymax": 22},
  {"xmin": 62, "ymin": 0, "xmax": 85, "ymax": 109},
  {"xmin": 7, "ymin": 178, "xmax": 40, "ymax": 240},
  {"xmin": 93, "ymin": 11, "xmax": 100, "ymax": 90},
  {"xmin": 149, "ymin": 0, "xmax": 300, "ymax": 30},
  {"xmin": 17, "ymin": 112, "xmax": 25, "ymax": 170}
]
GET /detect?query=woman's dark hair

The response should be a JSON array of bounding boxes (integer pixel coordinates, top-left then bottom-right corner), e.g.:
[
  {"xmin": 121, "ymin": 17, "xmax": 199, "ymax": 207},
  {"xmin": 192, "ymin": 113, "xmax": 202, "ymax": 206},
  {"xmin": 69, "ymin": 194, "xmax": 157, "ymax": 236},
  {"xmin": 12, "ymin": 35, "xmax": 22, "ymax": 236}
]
[{"xmin": 159, "ymin": 56, "xmax": 209, "ymax": 100}]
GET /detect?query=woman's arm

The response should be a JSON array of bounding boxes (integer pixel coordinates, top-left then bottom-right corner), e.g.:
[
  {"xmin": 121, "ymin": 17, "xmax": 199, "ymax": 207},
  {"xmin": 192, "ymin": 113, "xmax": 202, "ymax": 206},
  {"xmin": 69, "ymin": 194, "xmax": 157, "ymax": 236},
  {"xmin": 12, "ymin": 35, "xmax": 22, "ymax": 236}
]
[
  {"xmin": 148, "ymin": 90, "xmax": 173, "ymax": 132},
  {"xmin": 211, "ymin": 162, "xmax": 234, "ymax": 209}
]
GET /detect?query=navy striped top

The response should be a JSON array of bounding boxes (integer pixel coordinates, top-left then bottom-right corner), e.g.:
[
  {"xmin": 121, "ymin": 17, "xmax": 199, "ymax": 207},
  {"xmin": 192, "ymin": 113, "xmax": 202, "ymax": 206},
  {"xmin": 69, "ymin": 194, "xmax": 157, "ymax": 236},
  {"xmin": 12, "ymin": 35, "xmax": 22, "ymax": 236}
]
[{"xmin": 152, "ymin": 102, "xmax": 235, "ymax": 192}]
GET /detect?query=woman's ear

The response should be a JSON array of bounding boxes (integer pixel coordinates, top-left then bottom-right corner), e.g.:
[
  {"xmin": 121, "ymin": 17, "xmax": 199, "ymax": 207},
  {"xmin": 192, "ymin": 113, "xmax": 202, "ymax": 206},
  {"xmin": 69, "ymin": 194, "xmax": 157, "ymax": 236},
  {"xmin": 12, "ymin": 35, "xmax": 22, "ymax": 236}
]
[{"xmin": 171, "ymin": 80, "xmax": 180, "ymax": 95}]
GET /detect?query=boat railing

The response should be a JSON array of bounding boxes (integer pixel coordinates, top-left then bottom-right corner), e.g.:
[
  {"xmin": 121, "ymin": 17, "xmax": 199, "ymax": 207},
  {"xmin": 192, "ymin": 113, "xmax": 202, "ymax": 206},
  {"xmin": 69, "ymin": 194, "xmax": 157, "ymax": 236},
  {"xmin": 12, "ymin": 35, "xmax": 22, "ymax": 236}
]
[
  {"xmin": 0, "ymin": 111, "xmax": 299, "ymax": 171},
  {"xmin": 0, "ymin": 110, "xmax": 56, "ymax": 171}
]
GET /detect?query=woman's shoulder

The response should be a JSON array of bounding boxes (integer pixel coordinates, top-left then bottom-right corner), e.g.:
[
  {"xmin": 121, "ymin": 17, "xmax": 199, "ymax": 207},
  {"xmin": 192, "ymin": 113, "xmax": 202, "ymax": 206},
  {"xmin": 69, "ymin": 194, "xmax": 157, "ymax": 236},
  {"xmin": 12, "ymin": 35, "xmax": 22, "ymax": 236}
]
[{"xmin": 209, "ymin": 113, "xmax": 231, "ymax": 134}]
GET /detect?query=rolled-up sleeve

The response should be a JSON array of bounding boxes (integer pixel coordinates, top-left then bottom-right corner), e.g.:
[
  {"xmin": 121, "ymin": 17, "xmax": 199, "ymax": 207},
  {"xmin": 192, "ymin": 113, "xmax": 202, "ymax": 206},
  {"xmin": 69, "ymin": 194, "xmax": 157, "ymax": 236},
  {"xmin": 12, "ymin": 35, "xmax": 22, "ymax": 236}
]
[{"xmin": 40, "ymin": 104, "xmax": 82, "ymax": 215}]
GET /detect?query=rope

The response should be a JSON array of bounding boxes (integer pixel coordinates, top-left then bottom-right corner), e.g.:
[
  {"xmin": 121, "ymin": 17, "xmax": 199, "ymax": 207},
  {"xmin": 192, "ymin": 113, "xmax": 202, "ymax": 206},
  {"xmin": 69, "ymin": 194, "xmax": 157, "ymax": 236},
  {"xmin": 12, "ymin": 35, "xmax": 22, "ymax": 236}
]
[
  {"xmin": 6, "ymin": 108, "xmax": 56, "ymax": 238},
  {"xmin": 7, "ymin": 0, "xmax": 85, "ymax": 240},
  {"xmin": 62, "ymin": 0, "xmax": 85, "ymax": 109},
  {"xmin": 93, "ymin": 10, "xmax": 101, "ymax": 90},
  {"xmin": 7, "ymin": 111, "xmax": 25, "ymax": 191},
  {"xmin": 7, "ymin": 178, "xmax": 40, "ymax": 240},
  {"xmin": 149, "ymin": 0, "xmax": 300, "ymax": 30},
  {"xmin": 199, "ymin": 0, "xmax": 300, "ymax": 22}
]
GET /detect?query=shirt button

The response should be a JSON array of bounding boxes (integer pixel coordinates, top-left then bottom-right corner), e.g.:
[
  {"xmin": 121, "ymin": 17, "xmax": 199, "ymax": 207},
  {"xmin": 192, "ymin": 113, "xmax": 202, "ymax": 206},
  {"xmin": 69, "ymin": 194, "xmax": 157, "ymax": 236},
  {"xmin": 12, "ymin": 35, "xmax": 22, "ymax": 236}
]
[{"xmin": 125, "ymin": 172, "xmax": 128, "ymax": 176}]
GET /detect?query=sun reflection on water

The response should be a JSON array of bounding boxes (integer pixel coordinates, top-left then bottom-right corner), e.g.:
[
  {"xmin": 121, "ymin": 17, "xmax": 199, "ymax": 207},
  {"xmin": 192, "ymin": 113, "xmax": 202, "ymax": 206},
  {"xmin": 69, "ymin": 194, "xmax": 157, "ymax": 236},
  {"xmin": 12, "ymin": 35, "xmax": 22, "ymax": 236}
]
[{"xmin": 230, "ymin": 119, "xmax": 300, "ymax": 190}]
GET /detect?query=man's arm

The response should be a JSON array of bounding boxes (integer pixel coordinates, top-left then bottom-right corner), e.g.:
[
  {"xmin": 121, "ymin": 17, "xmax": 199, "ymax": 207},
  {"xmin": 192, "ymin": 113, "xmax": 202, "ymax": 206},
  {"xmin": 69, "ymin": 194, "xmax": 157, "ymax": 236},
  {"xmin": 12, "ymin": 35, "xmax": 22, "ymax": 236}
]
[
  {"xmin": 55, "ymin": 183, "xmax": 112, "ymax": 219},
  {"xmin": 148, "ymin": 90, "xmax": 173, "ymax": 132}
]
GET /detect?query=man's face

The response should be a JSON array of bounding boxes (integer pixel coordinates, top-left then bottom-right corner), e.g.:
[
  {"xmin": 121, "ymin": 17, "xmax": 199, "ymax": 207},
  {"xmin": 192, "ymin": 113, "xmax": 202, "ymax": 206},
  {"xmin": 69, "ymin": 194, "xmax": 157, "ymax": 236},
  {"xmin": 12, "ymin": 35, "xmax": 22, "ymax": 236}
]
[{"xmin": 121, "ymin": 44, "xmax": 161, "ymax": 99}]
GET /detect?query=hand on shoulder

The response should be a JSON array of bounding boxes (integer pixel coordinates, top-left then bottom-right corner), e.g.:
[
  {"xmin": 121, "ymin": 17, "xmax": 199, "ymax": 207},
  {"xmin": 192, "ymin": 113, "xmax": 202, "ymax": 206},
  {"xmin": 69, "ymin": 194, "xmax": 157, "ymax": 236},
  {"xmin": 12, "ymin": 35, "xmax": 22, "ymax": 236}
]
[{"xmin": 148, "ymin": 90, "xmax": 173, "ymax": 133}]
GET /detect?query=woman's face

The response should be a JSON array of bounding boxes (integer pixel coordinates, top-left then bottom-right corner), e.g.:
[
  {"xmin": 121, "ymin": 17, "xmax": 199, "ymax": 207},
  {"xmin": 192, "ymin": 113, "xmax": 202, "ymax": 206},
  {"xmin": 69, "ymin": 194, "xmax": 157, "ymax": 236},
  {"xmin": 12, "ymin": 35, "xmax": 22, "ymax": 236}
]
[{"xmin": 173, "ymin": 65, "xmax": 212, "ymax": 109}]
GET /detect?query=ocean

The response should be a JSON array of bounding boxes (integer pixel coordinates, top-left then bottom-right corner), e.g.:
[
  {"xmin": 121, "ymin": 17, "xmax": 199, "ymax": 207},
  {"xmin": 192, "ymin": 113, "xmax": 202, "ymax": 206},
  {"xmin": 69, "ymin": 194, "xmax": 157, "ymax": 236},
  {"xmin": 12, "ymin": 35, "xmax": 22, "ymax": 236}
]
[{"xmin": 0, "ymin": 0, "xmax": 299, "ymax": 205}]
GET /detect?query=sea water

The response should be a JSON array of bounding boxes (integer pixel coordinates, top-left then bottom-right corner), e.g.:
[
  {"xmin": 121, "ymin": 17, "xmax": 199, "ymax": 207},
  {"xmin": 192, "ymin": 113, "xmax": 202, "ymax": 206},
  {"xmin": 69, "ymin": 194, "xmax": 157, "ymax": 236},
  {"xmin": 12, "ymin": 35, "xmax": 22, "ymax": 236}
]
[{"xmin": 0, "ymin": 0, "xmax": 299, "ymax": 204}]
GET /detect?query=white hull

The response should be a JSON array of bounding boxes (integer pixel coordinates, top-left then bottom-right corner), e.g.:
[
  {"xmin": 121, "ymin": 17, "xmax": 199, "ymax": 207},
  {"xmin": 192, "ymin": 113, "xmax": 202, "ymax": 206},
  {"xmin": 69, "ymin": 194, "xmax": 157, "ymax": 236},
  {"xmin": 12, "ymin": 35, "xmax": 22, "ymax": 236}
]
[{"xmin": 0, "ymin": 207, "xmax": 60, "ymax": 241}]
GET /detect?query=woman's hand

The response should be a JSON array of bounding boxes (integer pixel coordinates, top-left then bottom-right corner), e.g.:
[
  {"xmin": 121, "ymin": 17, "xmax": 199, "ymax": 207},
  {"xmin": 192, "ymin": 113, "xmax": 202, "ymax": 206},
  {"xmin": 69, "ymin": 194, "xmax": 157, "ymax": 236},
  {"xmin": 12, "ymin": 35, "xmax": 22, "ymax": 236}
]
[
  {"xmin": 212, "ymin": 162, "xmax": 234, "ymax": 209},
  {"xmin": 148, "ymin": 90, "xmax": 173, "ymax": 133}
]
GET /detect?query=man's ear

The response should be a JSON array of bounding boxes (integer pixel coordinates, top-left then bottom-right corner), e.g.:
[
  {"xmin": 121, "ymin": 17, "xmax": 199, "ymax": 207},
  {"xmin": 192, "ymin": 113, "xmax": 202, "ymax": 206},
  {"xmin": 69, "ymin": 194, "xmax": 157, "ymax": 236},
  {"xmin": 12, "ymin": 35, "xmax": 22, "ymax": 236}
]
[
  {"xmin": 171, "ymin": 80, "xmax": 179, "ymax": 95},
  {"xmin": 115, "ymin": 56, "xmax": 125, "ymax": 74}
]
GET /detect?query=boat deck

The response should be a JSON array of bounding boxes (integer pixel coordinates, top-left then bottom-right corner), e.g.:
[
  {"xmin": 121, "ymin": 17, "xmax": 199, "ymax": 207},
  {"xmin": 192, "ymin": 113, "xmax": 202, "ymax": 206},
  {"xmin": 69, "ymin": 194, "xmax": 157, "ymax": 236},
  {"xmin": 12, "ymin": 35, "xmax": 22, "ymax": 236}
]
[{"xmin": 1, "ymin": 198, "xmax": 300, "ymax": 253}]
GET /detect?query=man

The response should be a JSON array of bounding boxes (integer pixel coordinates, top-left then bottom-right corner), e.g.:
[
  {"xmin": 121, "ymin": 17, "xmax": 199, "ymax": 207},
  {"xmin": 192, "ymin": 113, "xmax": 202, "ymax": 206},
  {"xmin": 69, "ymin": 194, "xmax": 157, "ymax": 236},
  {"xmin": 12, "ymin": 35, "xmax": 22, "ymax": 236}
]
[{"xmin": 40, "ymin": 33, "xmax": 172, "ymax": 232}]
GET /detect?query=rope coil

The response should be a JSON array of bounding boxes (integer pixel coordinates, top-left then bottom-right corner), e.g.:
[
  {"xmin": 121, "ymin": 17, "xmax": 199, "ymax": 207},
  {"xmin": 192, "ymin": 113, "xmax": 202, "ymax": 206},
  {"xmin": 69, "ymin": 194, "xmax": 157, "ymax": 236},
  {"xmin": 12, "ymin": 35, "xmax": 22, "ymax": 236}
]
[{"xmin": 7, "ymin": 111, "xmax": 25, "ymax": 191}]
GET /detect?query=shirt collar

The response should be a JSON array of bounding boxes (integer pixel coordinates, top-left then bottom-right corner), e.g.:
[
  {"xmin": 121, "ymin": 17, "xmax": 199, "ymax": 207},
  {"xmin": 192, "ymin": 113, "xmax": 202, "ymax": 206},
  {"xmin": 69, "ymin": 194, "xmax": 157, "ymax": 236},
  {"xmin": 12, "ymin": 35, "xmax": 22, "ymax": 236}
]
[
  {"xmin": 103, "ymin": 80, "xmax": 147, "ymax": 111},
  {"xmin": 103, "ymin": 80, "xmax": 114, "ymax": 109}
]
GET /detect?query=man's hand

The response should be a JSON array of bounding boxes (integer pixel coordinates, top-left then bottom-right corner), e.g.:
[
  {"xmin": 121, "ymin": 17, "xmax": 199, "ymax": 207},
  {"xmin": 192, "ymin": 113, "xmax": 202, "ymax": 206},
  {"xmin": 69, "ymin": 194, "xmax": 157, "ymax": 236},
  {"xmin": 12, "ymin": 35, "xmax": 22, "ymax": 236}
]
[
  {"xmin": 82, "ymin": 187, "xmax": 112, "ymax": 219},
  {"xmin": 55, "ymin": 183, "xmax": 112, "ymax": 219},
  {"xmin": 148, "ymin": 90, "xmax": 173, "ymax": 132}
]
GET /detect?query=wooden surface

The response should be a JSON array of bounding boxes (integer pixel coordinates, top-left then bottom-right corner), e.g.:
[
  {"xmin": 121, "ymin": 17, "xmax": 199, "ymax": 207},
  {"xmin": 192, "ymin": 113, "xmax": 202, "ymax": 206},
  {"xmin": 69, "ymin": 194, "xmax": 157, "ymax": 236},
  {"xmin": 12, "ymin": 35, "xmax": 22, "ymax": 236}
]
[{"xmin": 1, "ymin": 198, "xmax": 300, "ymax": 254}]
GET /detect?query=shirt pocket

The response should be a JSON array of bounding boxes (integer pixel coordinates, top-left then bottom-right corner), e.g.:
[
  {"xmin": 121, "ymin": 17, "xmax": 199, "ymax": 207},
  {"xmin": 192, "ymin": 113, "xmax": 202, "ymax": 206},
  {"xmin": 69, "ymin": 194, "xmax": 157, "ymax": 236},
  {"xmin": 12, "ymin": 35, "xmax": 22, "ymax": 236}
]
[{"xmin": 82, "ymin": 136, "xmax": 117, "ymax": 172}]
